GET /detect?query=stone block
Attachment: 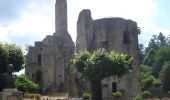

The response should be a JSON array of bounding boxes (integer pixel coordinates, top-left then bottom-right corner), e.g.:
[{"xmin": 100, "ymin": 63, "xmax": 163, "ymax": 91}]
[{"xmin": 0, "ymin": 89, "xmax": 23, "ymax": 100}]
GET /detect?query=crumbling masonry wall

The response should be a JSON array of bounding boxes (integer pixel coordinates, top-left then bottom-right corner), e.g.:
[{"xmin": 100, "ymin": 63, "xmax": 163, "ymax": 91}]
[{"xmin": 75, "ymin": 9, "xmax": 141, "ymax": 100}]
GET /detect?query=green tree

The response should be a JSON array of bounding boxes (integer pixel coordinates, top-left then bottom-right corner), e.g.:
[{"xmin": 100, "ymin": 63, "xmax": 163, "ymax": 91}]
[
  {"xmin": 160, "ymin": 62, "xmax": 170, "ymax": 92},
  {"xmin": 153, "ymin": 46, "xmax": 170, "ymax": 77},
  {"xmin": 15, "ymin": 75, "xmax": 39, "ymax": 93},
  {"xmin": 71, "ymin": 49, "xmax": 132, "ymax": 100},
  {"xmin": 0, "ymin": 43, "xmax": 24, "ymax": 74},
  {"xmin": 144, "ymin": 33, "xmax": 167, "ymax": 66},
  {"xmin": 138, "ymin": 44, "xmax": 145, "ymax": 64}
]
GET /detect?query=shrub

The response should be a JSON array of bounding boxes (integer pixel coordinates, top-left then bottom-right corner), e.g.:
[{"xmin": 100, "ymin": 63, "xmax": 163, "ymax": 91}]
[
  {"xmin": 141, "ymin": 74, "xmax": 155, "ymax": 90},
  {"xmin": 152, "ymin": 79, "xmax": 161, "ymax": 87},
  {"xmin": 24, "ymin": 93, "xmax": 30, "ymax": 98},
  {"xmin": 133, "ymin": 95, "xmax": 143, "ymax": 100},
  {"xmin": 35, "ymin": 94, "xmax": 41, "ymax": 100},
  {"xmin": 142, "ymin": 91, "xmax": 151, "ymax": 98},
  {"xmin": 24, "ymin": 93, "xmax": 41, "ymax": 100},
  {"xmin": 83, "ymin": 92, "xmax": 91, "ymax": 100},
  {"xmin": 112, "ymin": 91, "xmax": 122, "ymax": 97}
]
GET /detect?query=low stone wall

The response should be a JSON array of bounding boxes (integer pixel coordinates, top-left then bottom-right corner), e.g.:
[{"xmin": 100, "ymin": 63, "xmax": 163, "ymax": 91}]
[{"xmin": 69, "ymin": 98, "xmax": 83, "ymax": 100}]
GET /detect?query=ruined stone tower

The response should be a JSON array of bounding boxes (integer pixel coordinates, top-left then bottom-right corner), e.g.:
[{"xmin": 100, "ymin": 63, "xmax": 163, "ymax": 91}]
[
  {"xmin": 75, "ymin": 9, "xmax": 140, "ymax": 100},
  {"xmin": 26, "ymin": 0, "xmax": 74, "ymax": 94}
]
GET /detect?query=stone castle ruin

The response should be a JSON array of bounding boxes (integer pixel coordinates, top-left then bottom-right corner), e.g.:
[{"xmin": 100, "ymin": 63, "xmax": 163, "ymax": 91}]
[
  {"xmin": 26, "ymin": 0, "xmax": 74, "ymax": 94},
  {"xmin": 75, "ymin": 9, "xmax": 140, "ymax": 100},
  {"xmin": 26, "ymin": 0, "xmax": 140, "ymax": 99}
]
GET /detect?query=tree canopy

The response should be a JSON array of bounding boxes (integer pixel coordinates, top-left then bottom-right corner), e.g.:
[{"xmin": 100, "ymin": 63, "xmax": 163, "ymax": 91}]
[
  {"xmin": 0, "ymin": 43, "xmax": 24, "ymax": 74},
  {"xmin": 153, "ymin": 46, "xmax": 170, "ymax": 77},
  {"xmin": 71, "ymin": 49, "xmax": 132, "ymax": 100}
]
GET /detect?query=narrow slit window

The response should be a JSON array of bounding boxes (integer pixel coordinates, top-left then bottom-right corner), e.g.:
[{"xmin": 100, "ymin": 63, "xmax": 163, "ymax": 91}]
[
  {"xmin": 37, "ymin": 54, "xmax": 42, "ymax": 66},
  {"xmin": 123, "ymin": 31, "xmax": 131, "ymax": 44}
]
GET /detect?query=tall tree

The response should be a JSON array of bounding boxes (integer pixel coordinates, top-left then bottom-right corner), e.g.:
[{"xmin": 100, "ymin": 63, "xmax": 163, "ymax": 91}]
[
  {"xmin": 71, "ymin": 49, "xmax": 132, "ymax": 100},
  {"xmin": 143, "ymin": 33, "xmax": 167, "ymax": 66},
  {"xmin": 153, "ymin": 46, "xmax": 170, "ymax": 77},
  {"xmin": 0, "ymin": 43, "xmax": 24, "ymax": 91},
  {"xmin": 0, "ymin": 43, "xmax": 24, "ymax": 74},
  {"xmin": 138, "ymin": 44, "xmax": 145, "ymax": 64}
]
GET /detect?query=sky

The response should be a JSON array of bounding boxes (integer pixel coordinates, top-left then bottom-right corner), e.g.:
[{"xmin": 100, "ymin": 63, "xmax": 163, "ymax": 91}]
[
  {"xmin": 0, "ymin": 0, "xmax": 170, "ymax": 50},
  {"xmin": 1, "ymin": 0, "xmax": 170, "ymax": 75}
]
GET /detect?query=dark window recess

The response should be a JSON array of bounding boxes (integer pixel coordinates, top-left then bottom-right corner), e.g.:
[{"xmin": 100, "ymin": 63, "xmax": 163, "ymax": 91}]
[
  {"xmin": 102, "ymin": 84, "xmax": 108, "ymax": 88},
  {"xmin": 129, "ymin": 64, "xmax": 133, "ymax": 70},
  {"xmin": 32, "ymin": 73, "xmax": 35, "ymax": 80},
  {"xmin": 112, "ymin": 82, "xmax": 117, "ymax": 92},
  {"xmin": 58, "ymin": 75, "xmax": 62, "ymax": 77},
  {"xmin": 35, "ymin": 70, "xmax": 42, "ymax": 82},
  {"xmin": 37, "ymin": 55, "xmax": 42, "ymax": 66},
  {"xmin": 123, "ymin": 31, "xmax": 131, "ymax": 44}
]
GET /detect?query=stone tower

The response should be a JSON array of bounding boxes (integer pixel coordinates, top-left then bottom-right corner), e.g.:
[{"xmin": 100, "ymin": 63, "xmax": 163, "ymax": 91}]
[
  {"xmin": 26, "ymin": 0, "xmax": 74, "ymax": 94},
  {"xmin": 75, "ymin": 9, "xmax": 140, "ymax": 100},
  {"xmin": 55, "ymin": 0, "xmax": 67, "ymax": 36}
]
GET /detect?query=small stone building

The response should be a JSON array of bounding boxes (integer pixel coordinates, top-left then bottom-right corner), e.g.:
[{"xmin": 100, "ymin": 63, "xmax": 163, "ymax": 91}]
[
  {"xmin": 25, "ymin": 0, "xmax": 74, "ymax": 94},
  {"xmin": 75, "ymin": 9, "xmax": 141, "ymax": 100}
]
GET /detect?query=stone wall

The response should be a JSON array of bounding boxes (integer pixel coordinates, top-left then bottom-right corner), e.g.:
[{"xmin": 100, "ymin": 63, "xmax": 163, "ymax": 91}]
[
  {"xmin": 26, "ymin": 0, "xmax": 74, "ymax": 94},
  {"xmin": 75, "ymin": 9, "xmax": 141, "ymax": 100}
]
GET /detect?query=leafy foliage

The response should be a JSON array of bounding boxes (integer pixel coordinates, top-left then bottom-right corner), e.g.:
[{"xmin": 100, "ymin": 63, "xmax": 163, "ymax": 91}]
[
  {"xmin": 142, "ymin": 91, "xmax": 151, "ymax": 97},
  {"xmin": 141, "ymin": 73, "xmax": 155, "ymax": 90},
  {"xmin": 160, "ymin": 62, "xmax": 170, "ymax": 92},
  {"xmin": 143, "ymin": 33, "xmax": 167, "ymax": 66},
  {"xmin": 82, "ymin": 92, "xmax": 92, "ymax": 100},
  {"xmin": 72, "ymin": 49, "xmax": 132, "ymax": 80},
  {"xmin": 112, "ymin": 91, "xmax": 122, "ymax": 97},
  {"xmin": 133, "ymin": 95, "xmax": 143, "ymax": 100},
  {"xmin": 0, "ymin": 43, "xmax": 24, "ymax": 74},
  {"xmin": 71, "ymin": 49, "xmax": 132, "ymax": 100},
  {"xmin": 153, "ymin": 46, "xmax": 170, "ymax": 77},
  {"xmin": 15, "ymin": 75, "xmax": 39, "ymax": 93}
]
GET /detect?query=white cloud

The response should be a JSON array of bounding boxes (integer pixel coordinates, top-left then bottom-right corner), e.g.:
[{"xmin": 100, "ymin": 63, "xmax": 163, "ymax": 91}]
[
  {"xmin": 0, "ymin": 0, "xmax": 169, "ymax": 49},
  {"xmin": 0, "ymin": 0, "xmax": 55, "ymax": 46}
]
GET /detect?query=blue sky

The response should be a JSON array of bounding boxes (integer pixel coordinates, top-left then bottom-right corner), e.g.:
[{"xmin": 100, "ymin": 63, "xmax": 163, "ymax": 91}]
[{"xmin": 0, "ymin": 0, "xmax": 170, "ymax": 50}]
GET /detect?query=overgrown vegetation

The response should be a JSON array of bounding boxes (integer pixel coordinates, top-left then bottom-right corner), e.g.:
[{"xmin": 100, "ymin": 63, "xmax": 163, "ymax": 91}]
[
  {"xmin": 83, "ymin": 92, "xmax": 92, "ymax": 100},
  {"xmin": 139, "ymin": 32, "xmax": 170, "ymax": 98},
  {"xmin": 15, "ymin": 75, "xmax": 39, "ymax": 93},
  {"xmin": 71, "ymin": 49, "xmax": 132, "ymax": 100}
]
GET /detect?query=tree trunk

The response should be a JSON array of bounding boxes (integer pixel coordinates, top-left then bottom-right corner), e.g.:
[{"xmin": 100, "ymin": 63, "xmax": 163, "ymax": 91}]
[{"xmin": 91, "ymin": 80, "xmax": 102, "ymax": 100}]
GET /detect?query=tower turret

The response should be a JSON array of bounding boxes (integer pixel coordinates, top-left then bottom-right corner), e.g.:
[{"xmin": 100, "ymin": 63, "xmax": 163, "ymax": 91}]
[{"xmin": 55, "ymin": 0, "xmax": 67, "ymax": 36}]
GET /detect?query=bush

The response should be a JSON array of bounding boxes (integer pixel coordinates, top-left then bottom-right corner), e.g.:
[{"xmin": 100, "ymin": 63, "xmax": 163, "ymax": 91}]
[
  {"xmin": 24, "ymin": 93, "xmax": 41, "ymax": 100},
  {"xmin": 133, "ymin": 95, "xmax": 143, "ymax": 100},
  {"xmin": 142, "ymin": 91, "xmax": 151, "ymax": 98},
  {"xmin": 15, "ymin": 75, "xmax": 39, "ymax": 93},
  {"xmin": 35, "ymin": 94, "xmax": 41, "ymax": 100},
  {"xmin": 141, "ymin": 74, "xmax": 155, "ymax": 90},
  {"xmin": 83, "ymin": 92, "xmax": 91, "ymax": 100},
  {"xmin": 112, "ymin": 91, "xmax": 122, "ymax": 97},
  {"xmin": 152, "ymin": 79, "xmax": 161, "ymax": 87}
]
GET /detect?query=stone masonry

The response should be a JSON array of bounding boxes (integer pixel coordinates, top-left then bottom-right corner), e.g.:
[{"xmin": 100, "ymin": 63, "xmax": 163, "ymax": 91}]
[
  {"xmin": 25, "ymin": 0, "xmax": 74, "ymax": 94},
  {"xmin": 26, "ymin": 0, "xmax": 141, "ymax": 99},
  {"xmin": 75, "ymin": 9, "xmax": 141, "ymax": 100}
]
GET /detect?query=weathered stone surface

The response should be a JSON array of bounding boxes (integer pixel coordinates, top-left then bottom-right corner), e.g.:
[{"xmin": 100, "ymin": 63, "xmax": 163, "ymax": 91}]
[
  {"xmin": 26, "ymin": 0, "xmax": 74, "ymax": 94},
  {"xmin": 75, "ymin": 9, "xmax": 141, "ymax": 100},
  {"xmin": 0, "ymin": 89, "xmax": 23, "ymax": 100}
]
